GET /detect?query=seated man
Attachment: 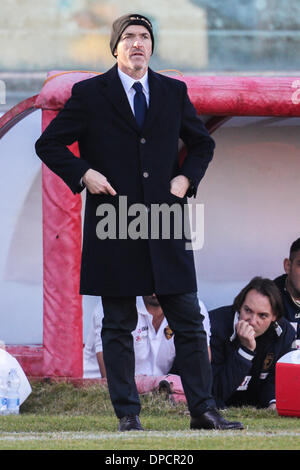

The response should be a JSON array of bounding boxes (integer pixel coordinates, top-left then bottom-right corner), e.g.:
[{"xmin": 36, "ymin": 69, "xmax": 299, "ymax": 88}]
[
  {"xmin": 83, "ymin": 293, "xmax": 211, "ymax": 402},
  {"xmin": 274, "ymin": 238, "xmax": 300, "ymax": 342},
  {"xmin": 209, "ymin": 277, "xmax": 295, "ymax": 410}
]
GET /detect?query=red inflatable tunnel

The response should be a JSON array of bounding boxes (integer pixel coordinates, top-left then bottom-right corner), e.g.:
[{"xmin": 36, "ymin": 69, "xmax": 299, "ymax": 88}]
[{"xmin": 0, "ymin": 71, "xmax": 299, "ymax": 380}]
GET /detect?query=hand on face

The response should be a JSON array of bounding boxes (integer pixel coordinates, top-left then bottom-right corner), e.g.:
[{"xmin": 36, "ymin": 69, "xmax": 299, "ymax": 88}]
[
  {"xmin": 236, "ymin": 319, "xmax": 256, "ymax": 351},
  {"xmin": 236, "ymin": 289, "xmax": 277, "ymax": 352}
]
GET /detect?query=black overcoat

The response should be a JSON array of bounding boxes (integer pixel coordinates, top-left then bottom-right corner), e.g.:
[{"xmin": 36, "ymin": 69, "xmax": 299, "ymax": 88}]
[{"xmin": 35, "ymin": 64, "xmax": 215, "ymax": 296}]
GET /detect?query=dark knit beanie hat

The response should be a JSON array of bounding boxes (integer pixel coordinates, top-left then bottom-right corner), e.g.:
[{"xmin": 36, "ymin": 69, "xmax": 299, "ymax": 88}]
[{"xmin": 110, "ymin": 13, "xmax": 154, "ymax": 56}]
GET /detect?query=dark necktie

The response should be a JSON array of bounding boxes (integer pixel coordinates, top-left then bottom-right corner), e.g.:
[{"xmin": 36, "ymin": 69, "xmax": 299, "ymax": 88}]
[{"xmin": 133, "ymin": 81, "xmax": 147, "ymax": 129}]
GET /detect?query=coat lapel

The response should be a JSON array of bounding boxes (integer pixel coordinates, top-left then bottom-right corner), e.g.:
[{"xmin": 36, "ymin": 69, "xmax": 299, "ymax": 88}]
[
  {"xmin": 143, "ymin": 68, "xmax": 165, "ymax": 133},
  {"xmin": 96, "ymin": 64, "xmax": 140, "ymax": 132},
  {"xmin": 95, "ymin": 65, "xmax": 165, "ymax": 134}
]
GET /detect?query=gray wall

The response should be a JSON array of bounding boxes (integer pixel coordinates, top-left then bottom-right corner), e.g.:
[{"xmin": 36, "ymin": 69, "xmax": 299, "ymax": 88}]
[
  {"xmin": 1, "ymin": 0, "xmax": 300, "ymax": 73},
  {"xmin": 2, "ymin": 0, "xmax": 299, "ymax": 113}
]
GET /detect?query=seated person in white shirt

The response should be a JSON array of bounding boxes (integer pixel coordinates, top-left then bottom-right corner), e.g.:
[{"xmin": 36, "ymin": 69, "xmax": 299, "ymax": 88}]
[{"xmin": 83, "ymin": 293, "xmax": 211, "ymax": 401}]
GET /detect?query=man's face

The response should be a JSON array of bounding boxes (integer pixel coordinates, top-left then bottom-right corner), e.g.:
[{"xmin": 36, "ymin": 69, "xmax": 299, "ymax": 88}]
[
  {"xmin": 115, "ymin": 25, "xmax": 152, "ymax": 77},
  {"xmin": 239, "ymin": 289, "xmax": 277, "ymax": 338},
  {"xmin": 284, "ymin": 250, "xmax": 300, "ymax": 299}
]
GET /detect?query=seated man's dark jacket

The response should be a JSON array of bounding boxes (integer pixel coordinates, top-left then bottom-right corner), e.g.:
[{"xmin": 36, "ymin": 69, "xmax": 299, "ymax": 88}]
[
  {"xmin": 209, "ymin": 305, "xmax": 295, "ymax": 409},
  {"xmin": 274, "ymin": 274, "xmax": 300, "ymax": 339}
]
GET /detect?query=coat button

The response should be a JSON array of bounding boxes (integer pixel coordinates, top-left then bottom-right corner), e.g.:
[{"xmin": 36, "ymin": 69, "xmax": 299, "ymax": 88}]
[
  {"xmin": 140, "ymin": 138, "xmax": 146, "ymax": 144},
  {"xmin": 143, "ymin": 172, "xmax": 149, "ymax": 178}
]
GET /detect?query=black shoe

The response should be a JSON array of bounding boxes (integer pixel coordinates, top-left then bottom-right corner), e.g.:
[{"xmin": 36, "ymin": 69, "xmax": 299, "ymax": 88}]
[
  {"xmin": 190, "ymin": 408, "xmax": 244, "ymax": 430},
  {"xmin": 118, "ymin": 415, "xmax": 144, "ymax": 432}
]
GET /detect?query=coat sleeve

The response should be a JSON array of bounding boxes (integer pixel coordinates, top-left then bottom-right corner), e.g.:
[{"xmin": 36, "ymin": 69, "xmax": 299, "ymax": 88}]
[
  {"xmin": 179, "ymin": 82, "xmax": 215, "ymax": 197},
  {"xmin": 35, "ymin": 82, "xmax": 91, "ymax": 194},
  {"xmin": 210, "ymin": 332, "xmax": 255, "ymax": 406}
]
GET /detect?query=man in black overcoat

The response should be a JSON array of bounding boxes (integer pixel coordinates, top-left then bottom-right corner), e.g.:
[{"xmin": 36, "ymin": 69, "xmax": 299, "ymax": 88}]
[{"xmin": 35, "ymin": 13, "xmax": 243, "ymax": 431}]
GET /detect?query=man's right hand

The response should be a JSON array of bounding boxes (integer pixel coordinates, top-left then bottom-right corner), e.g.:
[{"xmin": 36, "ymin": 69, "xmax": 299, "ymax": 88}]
[
  {"xmin": 82, "ymin": 169, "xmax": 117, "ymax": 195},
  {"xmin": 236, "ymin": 319, "xmax": 256, "ymax": 351}
]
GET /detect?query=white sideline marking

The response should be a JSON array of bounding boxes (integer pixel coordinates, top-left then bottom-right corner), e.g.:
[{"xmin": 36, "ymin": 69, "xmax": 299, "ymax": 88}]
[{"xmin": 1, "ymin": 430, "xmax": 300, "ymax": 441}]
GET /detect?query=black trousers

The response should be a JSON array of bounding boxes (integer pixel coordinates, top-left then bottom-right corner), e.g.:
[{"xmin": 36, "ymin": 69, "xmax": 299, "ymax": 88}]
[{"xmin": 101, "ymin": 292, "xmax": 216, "ymax": 418}]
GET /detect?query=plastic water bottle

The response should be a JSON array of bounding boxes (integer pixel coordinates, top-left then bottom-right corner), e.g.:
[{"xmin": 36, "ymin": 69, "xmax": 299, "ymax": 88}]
[
  {"xmin": 0, "ymin": 371, "xmax": 8, "ymax": 415},
  {"xmin": 6, "ymin": 368, "xmax": 20, "ymax": 415}
]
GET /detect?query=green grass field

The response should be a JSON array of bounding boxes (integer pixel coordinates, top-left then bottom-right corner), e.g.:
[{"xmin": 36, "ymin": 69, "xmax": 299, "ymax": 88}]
[{"xmin": 0, "ymin": 381, "xmax": 299, "ymax": 450}]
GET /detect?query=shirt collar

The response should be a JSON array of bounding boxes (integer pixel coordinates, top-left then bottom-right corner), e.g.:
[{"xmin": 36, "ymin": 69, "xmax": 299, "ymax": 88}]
[
  {"xmin": 117, "ymin": 67, "xmax": 149, "ymax": 94},
  {"xmin": 230, "ymin": 311, "xmax": 239, "ymax": 342}
]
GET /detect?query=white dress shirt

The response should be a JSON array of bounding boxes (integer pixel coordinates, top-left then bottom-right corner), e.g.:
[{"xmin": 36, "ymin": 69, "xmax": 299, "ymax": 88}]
[{"xmin": 117, "ymin": 67, "xmax": 150, "ymax": 113}]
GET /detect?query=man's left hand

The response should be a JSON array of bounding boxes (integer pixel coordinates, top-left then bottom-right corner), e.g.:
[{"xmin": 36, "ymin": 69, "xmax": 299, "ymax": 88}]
[{"xmin": 170, "ymin": 175, "xmax": 190, "ymax": 198}]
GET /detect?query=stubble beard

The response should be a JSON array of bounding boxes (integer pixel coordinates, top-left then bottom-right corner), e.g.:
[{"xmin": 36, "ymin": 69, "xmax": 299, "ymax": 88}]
[{"xmin": 287, "ymin": 277, "xmax": 300, "ymax": 300}]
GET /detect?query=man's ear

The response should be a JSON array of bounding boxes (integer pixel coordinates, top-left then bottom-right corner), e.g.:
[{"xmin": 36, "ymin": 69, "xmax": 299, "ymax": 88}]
[{"xmin": 284, "ymin": 257, "xmax": 291, "ymax": 275}]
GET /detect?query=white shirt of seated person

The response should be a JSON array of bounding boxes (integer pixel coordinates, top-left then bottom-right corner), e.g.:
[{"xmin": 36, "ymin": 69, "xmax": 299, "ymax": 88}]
[{"xmin": 83, "ymin": 296, "xmax": 211, "ymax": 378}]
